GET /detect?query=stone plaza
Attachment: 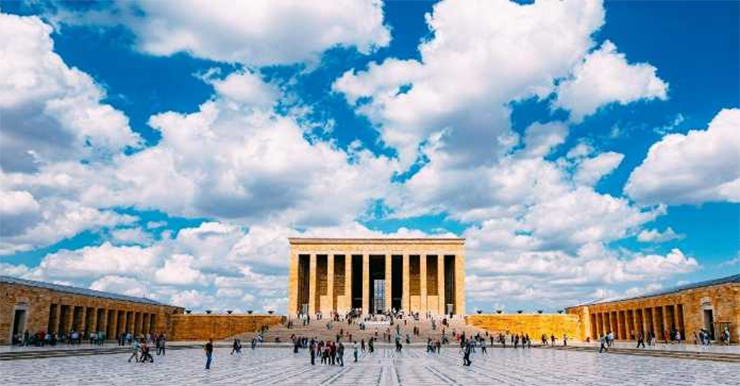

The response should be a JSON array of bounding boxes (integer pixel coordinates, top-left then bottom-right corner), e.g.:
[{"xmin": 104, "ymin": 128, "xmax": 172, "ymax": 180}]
[{"xmin": 1, "ymin": 346, "xmax": 738, "ymax": 386}]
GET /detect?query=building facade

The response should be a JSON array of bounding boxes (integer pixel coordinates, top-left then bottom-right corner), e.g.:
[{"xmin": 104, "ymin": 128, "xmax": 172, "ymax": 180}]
[
  {"xmin": 287, "ymin": 238, "xmax": 466, "ymax": 316},
  {"xmin": 0, "ymin": 276, "xmax": 183, "ymax": 345},
  {"xmin": 566, "ymin": 274, "xmax": 740, "ymax": 343}
]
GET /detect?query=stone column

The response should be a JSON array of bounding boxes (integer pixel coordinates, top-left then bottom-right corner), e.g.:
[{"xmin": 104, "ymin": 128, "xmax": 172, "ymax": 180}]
[
  {"xmin": 632, "ymin": 309, "xmax": 639, "ymax": 339},
  {"xmin": 309, "ymin": 254, "xmax": 317, "ymax": 315},
  {"xmin": 99, "ymin": 309, "xmax": 107, "ymax": 335},
  {"xmin": 327, "ymin": 254, "xmax": 335, "ymax": 313},
  {"xmin": 80, "ymin": 306, "xmax": 88, "ymax": 333},
  {"xmin": 455, "ymin": 254, "xmax": 466, "ymax": 315},
  {"xmin": 52, "ymin": 304, "xmax": 62, "ymax": 334},
  {"xmin": 118, "ymin": 311, "xmax": 126, "ymax": 335},
  {"xmin": 362, "ymin": 253, "xmax": 370, "ymax": 314},
  {"xmin": 616, "ymin": 310, "xmax": 623, "ymax": 339},
  {"xmin": 663, "ymin": 305, "xmax": 671, "ymax": 335},
  {"xmin": 420, "ymin": 254, "xmax": 427, "ymax": 314},
  {"xmin": 402, "ymin": 254, "xmax": 410, "ymax": 312},
  {"xmin": 344, "ymin": 254, "xmax": 352, "ymax": 313},
  {"xmin": 653, "ymin": 306, "xmax": 663, "ymax": 340},
  {"xmin": 288, "ymin": 251, "xmax": 299, "ymax": 316},
  {"xmin": 437, "ymin": 255, "xmax": 445, "ymax": 315},
  {"xmin": 385, "ymin": 254, "xmax": 392, "ymax": 312},
  {"xmin": 65, "ymin": 306, "xmax": 74, "ymax": 333},
  {"xmin": 89, "ymin": 308, "xmax": 98, "ymax": 334}
]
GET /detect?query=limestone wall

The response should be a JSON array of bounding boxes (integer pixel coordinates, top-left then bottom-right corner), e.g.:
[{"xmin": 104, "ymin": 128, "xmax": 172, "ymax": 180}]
[
  {"xmin": 467, "ymin": 314, "xmax": 582, "ymax": 340},
  {"xmin": 168, "ymin": 314, "xmax": 283, "ymax": 341},
  {"xmin": 0, "ymin": 281, "xmax": 183, "ymax": 345},
  {"xmin": 567, "ymin": 282, "xmax": 740, "ymax": 343}
]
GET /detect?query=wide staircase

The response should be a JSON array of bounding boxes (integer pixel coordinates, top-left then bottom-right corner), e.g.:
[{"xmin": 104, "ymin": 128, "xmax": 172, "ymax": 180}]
[{"xmin": 228, "ymin": 315, "xmax": 489, "ymax": 345}]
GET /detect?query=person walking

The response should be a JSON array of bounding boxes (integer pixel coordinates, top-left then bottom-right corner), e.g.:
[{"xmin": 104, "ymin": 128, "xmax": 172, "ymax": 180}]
[
  {"xmin": 462, "ymin": 339, "xmax": 473, "ymax": 366},
  {"xmin": 310, "ymin": 339, "xmax": 316, "ymax": 365},
  {"xmin": 204, "ymin": 338, "xmax": 214, "ymax": 370},
  {"xmin": 353, "ymin": 341, "xmax": 359, "ymax": 362},
  {"xmin": 599, "ymin": 334, "xmax": 608, "ymax": 353},
  {"xmin": 337, "ymin": 342, "xmax": 345, "ymax": 367},
  {"xmin": 128, "ymin": 339, "xmax": 140, "ymax": 363},
  {"xmin": 636, "ymin": 331, "xmax": 645, "ymax": 348}
]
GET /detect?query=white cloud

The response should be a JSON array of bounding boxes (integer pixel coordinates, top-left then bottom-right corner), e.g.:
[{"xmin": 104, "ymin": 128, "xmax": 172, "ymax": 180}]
[
  {"xmin": 104, "ymin": 93, "xmax": 397, "ymax": 225},
  {"xmin": 34, "ymin": 242, "xmax": 160, "ymax": 279},
  {"xmin": 170, "ymin": 289, "xmax": 215, "ymax": 310},
  {"xmin": 154, "ymin": 254, "xmax": 206, "ymax": 286},
  {"xmin": 573, "ymin": 151, "xmax": 624, "ymax": 186},
  {"xmin": 53, "ymin": 0, "xmax": 390, "ymax": 67},
  {"xmin": 89, "ymin": 275, "xmax": 151, "ymax": 298},
  {"xmin": 111, "ymin": 227, "xmax": 152, "ymax": 245},
  {"xmin": 209, "ymin": 70, "xmax": 278, "ymax": 109},
  {"xmin": 0, "ymin": 190, "xmax": 41, "ymax": 237},
  {"xmin": 0, "ymin": 12, "xmax": 140, "ymax": 173},
  {"xmin": 625, "ymin": 248, "xmax": 699, "ymax": 276},
  {"xmin": 334, "ymin": 0, "xmax": 605, "ymax": 168},
  {"xmin": 553, "ymin": 40, "xmax": 668, "ymax": 122},
  {"xmin": 625, "ymin": 108, "xmax": 740, "ymax": 204},
  {"xmin": 637, "ymin": 227, "xmax": 685, "ymax": 243}
]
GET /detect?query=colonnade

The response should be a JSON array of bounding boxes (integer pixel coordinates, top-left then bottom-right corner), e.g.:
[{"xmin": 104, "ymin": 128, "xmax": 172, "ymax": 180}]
[
  {"xmin": 288, "ymin": 238, "xmax": 466, "ymax": 317},
  {"xmin": 590, "ymin": 303, "xmax": 685, "ymax": 340},
  {"xmin": 47, "ymin": 303, "xmax": 161, "ymax": 338}
]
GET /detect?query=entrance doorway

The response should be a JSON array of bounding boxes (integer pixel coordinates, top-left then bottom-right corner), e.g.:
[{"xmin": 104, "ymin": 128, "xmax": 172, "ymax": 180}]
[
  {"xmin": 704, "ymin": 309, "xmax": 715, "ymax": 339},
  {"xmin": 11, "ymin": 307, "xmax": 27, "ymax": 344},
  {"xmin": 373, "ymin": 279, "xmax": 385, "ymax": 314}
]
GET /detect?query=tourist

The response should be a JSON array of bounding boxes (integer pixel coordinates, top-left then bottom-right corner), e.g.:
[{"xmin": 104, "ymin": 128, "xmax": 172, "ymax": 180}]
[
  {"xmin": 563, "ymin": 334, "xmax": 568, "ymax": 346},
  {"xmin": 231, "ymin": 338, "xmax": 241, "ymax": 356},
  {"xmin": 310, "ymin": 339, "xmax": 316, "ymax": 365},
  {"xmin": 157, "ymin": 334, "xmax": 167, "ymax": 356},
  {"xmin": 462, "ymin": 339, "xmax": 473, "ymax": 366},
  {"xmin": 337, "ymin": 342, "xmax": 345, "ymax": 366},
  {"xmin": 204, "ymin": 338, "xmax": 214, "ymax": 370},
  {"xmin": 599, "ymin": 334, "xmax": 608, "ymax": 353},
  {"xmin": 128, "ymin": 338, "xmax": 140, "ymax": 363},
  {"xmin": 636, "ymin": 331, "xmax": 645, "ymax": 348},
  {"xmin": 361, "ymin": 338, "xmax": 366, "ymax": 352},
  {"xmin": 140, "ymin": 339, "xmax": 154, "ymax": 363},
  {"xmin": 723, "ymin": 327, "xmax": 731, "ymax": 345},
  {"xmin": 353, "ymin": 340, "xmax": 359, "ymax": 362},
  {"xmin": 480, "ymin": 337, "xmax": 488, "ymax": 355}
]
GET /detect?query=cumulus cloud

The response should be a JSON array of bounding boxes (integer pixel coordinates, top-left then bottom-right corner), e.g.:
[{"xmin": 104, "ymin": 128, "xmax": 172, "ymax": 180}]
[
  {"xmin": 154, "ymin": 254, "xmax": 206, "ymax": 286},
  {"xmin": 334, "ymin": 0, "xmax": 605, "ymax": 168},
  {"xmin": 0, "ymin": 190, "xmax": 41, "ymax": 236},
  {"xmin": 573, "ymin": 151, "xmax": 624, "ymax": 186},
  {"xmin": 553, "ymin": 40, "xmax": 668, "ymax": 122},
  {"xmin": 49, "ymin": 0, "xmax": 390, "ymax": 66},
  {"xmin": 90, "ymin": 275, "xmax": 151, "ymax": 298},
  {"xmin": 0, "ymin": 12, "xmax": 140, "ymax": 173},
  {"xmin": 625, "ymin": 108, "xmax": 740, "ymax": 204},
  {"xmin": 111, "ymin": 227, "xmax": 153, "ymax": 245},
  {"xmin": 637, "ymin": 227, "xmax": 685, "ymax": 243},
  {"xmin": 34, "ymin": 242, "xmax": 160, "ymax": 280}
]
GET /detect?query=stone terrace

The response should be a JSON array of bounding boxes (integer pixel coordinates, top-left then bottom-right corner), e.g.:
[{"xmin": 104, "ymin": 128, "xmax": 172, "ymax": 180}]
[{"xmin": 2, "ymin": 346, "xmax": 738, "ymax": 386}]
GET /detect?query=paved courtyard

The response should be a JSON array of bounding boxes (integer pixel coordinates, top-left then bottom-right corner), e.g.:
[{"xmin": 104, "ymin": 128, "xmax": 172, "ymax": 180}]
[{"xmin": 1, "ymin": 347, "xmax": 738, "ymax": 386}]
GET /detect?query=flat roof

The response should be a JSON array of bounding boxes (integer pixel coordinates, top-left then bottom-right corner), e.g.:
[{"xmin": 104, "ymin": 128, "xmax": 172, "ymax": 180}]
[
  {"xmin": 569, "ymin": 274, "xmax": 740, "ymax": 308},
  {"xmin": 0, "ymin": 275, "xmax": 169, "ymax": 307},
  {"xmin": 289, "ymin": 237, "xmax": 465, "ymax": 245}
]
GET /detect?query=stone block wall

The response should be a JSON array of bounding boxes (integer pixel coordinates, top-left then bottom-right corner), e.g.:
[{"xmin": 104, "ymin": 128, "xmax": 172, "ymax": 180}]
[
  {"xmin": 1, "ymin": 282, "xmax": 183, "ymax": 345},
  {"xmin": 467, "ymin": 314, "xmax": 582, "ymax": 340},
  {"xmin": 168, "ymin": 314, "xmax": 283, "ymax": 341},
  {"xmin": 568, "ymin": 281, "xmax": 740, "ymax": 343}
]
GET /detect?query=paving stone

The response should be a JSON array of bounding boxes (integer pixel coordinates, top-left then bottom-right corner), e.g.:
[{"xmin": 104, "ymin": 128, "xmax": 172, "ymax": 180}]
[{"xmin": 0, "ymin": 347, "xmax": 738, "ymax": 386}]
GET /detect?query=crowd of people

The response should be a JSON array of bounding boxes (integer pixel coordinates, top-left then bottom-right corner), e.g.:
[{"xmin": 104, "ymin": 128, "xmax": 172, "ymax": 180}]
[{"xmin": 12, "ymin": 329, "xmax": 110, "ymax": 346}]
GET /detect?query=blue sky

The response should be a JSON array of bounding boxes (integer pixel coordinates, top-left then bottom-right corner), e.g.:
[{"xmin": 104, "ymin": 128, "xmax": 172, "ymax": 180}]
[{"xmin": 0, "ymin": 0, "xmax": 737, "ymax": 313}]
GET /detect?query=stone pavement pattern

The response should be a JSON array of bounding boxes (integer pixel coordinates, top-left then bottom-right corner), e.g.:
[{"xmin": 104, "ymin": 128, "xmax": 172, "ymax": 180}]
[{"xmin": 1, "ymin": 347, "xmax": 738, "ymax": 386}]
